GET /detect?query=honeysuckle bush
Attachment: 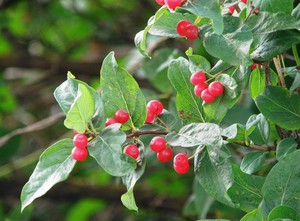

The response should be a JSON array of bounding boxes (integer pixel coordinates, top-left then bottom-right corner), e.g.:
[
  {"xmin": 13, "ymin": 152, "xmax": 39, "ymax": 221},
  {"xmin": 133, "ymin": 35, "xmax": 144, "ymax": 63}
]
[{"xmin": 21, "ymin": 0, "xmax": 300, "ymax": 220}]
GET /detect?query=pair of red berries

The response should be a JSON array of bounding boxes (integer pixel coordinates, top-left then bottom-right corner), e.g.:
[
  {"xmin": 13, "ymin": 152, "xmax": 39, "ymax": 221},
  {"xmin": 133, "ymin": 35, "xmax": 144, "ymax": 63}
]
[
  {"xmin": 123, "ymin": 144, "xmax": 140, "ymax": 160},
  {"xmin": 145, "ymin": 100, "xmax": 164, "ymax": 124},
  {"xmin": 176, "ymin": 20, "xmax": 199, "ymax": 40},
  {"xmin": 173, "ymin": 153, "xmax": 190, "ymax": 174},
  {"xmin": 190, "ymin": 71, "xmax": 225, "ymax": 103},
  {"xmin": 150, "ymin": 136, "xmax": 173, "ymax": 162},
  {"xmin": 72, "ymin": 133, "xmax": 89, "ymax": 161},
  {"xmin": 105, "ymin": 109, "xmax": 130, "ymax": 127},
  {"xmin": 155, "ymin": 0, "xmax": 182, "ymax": 10}
]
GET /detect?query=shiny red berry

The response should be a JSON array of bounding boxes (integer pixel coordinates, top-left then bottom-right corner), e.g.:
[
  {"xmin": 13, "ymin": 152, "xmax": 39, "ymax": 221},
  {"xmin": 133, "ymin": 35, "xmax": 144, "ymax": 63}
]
[
  {"xmin": 173, "ymin": 153, "xmax": 190, "ymax": 174},
  {"xmin": 190, "ymin": 71, "xmax": 206, "ymax": 86},
  {"xmin": 201, "ymin": 89, "xmax": 216, "ymax": 103},
  {"xmin": 241, "ymin": 0, "xmax": 247, "ymax": 4},
  {"xmin": 155, "ymin": 0, "xmax": 165, "ymax": 5},
  {"xmin": 157, "ymin": 147, "xmax": 173, "ymax": 163},
  {"xmin": 145, "ymin": 108, "xmax": 155, "ymax": 124},
  {"xmin": 150, "ymin": 136, "xmax": 166, "ymax": 152},
  {"xmin": 73, "ymin": 134, "xmax": 88, "ymax": 149},
  {"xmin": 115, "ymin": 109, "xmax": 130, "ymax": 124},
  {"xmin": 174, "ymin": 163, "xmax": 190, "ymax": 174},
  {"xmin": 185, "ymin": 24, "xmax": 199, "ymax": 40},
  {"xmin": 72, "ymin": 147, "xmax": 88, "ymax": 161},
  {"xmin": 176, "ymin": 20, "xmax": 192, "ymax": 36},
  {"xmin": 194, "ymin": 83, "xmax": 208, "ymax": 97},
  {"xmin": 105, "ymin": 117, "xmax": 118, "ymax": 127},
  {"xmin": 147, "ymin": 100, "xmax": 164, "ymax": 115},
  {"xmin": 251, "ymin": 63, "xmax": 258, "ymax": 70},
  {"xmin": 124, "ymin": 144, "xmax": 139, "ymax": 160},
  {"xmin": 165, "ymin": 0, "xmax": 181, "ymax": 10},
  {"xmin": 208, "ymin": 81, "xmax": 224, "ymax": 97},
  {"xmin": 229, "ymin": 6, "xmax": 235, "ymax": 14}
]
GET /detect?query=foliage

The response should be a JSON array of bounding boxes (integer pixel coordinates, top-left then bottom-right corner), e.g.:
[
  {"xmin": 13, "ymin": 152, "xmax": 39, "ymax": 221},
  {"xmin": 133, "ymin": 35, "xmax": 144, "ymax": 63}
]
[{"xmin": 13, "ymin": 0, "xmax": 300, "ymax": 220}]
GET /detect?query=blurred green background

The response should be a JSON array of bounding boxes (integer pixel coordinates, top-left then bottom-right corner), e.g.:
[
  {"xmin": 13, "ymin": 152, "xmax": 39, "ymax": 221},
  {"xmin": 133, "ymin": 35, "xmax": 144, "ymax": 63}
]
[{"xmin": 0, "ymin": 0, "xmax": 260, "ymax": 220}]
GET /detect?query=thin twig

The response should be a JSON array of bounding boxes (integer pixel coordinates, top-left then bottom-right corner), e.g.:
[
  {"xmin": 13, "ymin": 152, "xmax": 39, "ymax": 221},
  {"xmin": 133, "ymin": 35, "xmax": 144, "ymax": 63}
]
[{"xmin": 127, "ymin": 130, "xmax": 168, "ymax": 139}]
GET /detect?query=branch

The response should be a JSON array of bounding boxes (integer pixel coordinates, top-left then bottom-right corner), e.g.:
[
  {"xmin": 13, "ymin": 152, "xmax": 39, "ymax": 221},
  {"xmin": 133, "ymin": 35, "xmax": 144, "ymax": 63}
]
[{"xmin": 127, "ymin": 130, "xmax": 169, "ymax": 138}]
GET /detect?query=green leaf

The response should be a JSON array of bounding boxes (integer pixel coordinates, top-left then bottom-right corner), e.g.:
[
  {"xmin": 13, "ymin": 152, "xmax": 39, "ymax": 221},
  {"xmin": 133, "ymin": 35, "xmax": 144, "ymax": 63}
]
[
  {"xmin": 134, "ymin": 30, "xmax": 151, "ymax": 58},
  {"xmin": 258, "ymin": 0, "xmax": 294, "ymax": 15},
  {"xmin": 251, "ymin": 30, "xmax": 300, "ymax": 61},
  {"xmin": 250, "ymin": 69, "xmax": 266, "ymax": 99},
  {"xmin": 260, "ymin": 150, "xmax": 300, "ymax": 217},
  {"xmin": 292, "ymin": 4, "xmax": 300, "ymax": 19},
  {"xmin": 167, "ymin": 57, "xmax": 205, "ymax": 123},
  {"xmin": 186, "ymin": 47, "xmax": 211, "ymax": 73},
  {"xmin": 202, "ymin": 16, "xmax": 253, "ymax": 66},
  {"xmin": 241, "ymin": 209, "xmax": 265, "ymax": 221},
  {"xmin": 276, "ymin": 138, "xmax": 298, "ymax": 160},
  {"xmin": 100, "ymin": 52, "xmax": 147, "ymax": 131},
  {"xmin": 195, "ymin": 147, "xmax": 234, "ymax": 207},
  {"xmin": 121, "ymin": 141, "xmax": 146, "ymax": 212},
  {"xmin": 64, "ymin": 84, "xmax": 95, "ymax": 133},
  {"xmin": 247, "ymin": 12, "xmax": 300, "ymax": 35},
  {"xmin": 240, "ymin": 151, "xmax": 267, "ymax": 174},
  {"xmin": 268, "ymin": 205, "xmax": 298, "ymax": 221},
  {"xmin": 247, "ymin": 114, "xmax": 270, "ymax": 145},
  {"xmin": 183, "ymin": 0, "xmax": 223, "ymax": 34},
  {"xmin": 228, "ymin": 165, "xmax": 264, "ymax": 212},
  {"xmin": 166, "ymin": 123, "xmax": 222, "ymax": 148},
  {"xmin": 88, "ymin": 124, "xmax": 136, "ymax": 176},
  {"xmin": 222, "ymin": 123, "xmax": 247, "ymax": 143},
  {"xmin": 255, "ymin": 86, "xmax": 300, "ymax": 130},
  {"xmin": 21, "ymin": 139, "xmax": 76, "ymax": 211}
]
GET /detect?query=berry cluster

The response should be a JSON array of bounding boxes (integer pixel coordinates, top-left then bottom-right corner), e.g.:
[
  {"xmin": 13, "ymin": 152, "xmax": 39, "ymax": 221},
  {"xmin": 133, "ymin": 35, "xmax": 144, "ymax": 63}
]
[
  {"xmin": 105, "ymin": 109, "xmax": 130, "ymax": 127},
  {"xmin": 145, "ymin": 100, "xmax": 164, "ymax": 124},
  {"xmin": 150, "ymin": 136, "xmax": 173, "ymax": 163},
  {"xmin": 190, "ymin": 71, "xmax": 224, "ymax": 103},
  {"xmin": 123, "ymin": 144, "xmax": 140, "ymax": 160},
  {"xmin": 173, "ymin": 153, "xmax": 190, "ymax": 174},
  {"xmin": 72, "ymin": 133, "xmax": 89, "ymax": 161},
  {"xmin": 176, "ymin": 20, "xmax": 199, "ymax": 40},
  {"xmin": 155, "ymin": 0, "xmax": 182, "ymax": 10}
]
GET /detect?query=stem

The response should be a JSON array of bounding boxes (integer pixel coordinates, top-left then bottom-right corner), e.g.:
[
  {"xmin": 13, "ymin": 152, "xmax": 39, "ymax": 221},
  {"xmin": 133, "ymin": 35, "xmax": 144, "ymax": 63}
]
[
  {"xmin": 188, "ymin": 145, "xmax": 205, "ymax": 160},
  {"xmin": 156, "ymin": 116, "xmax": 171, "ymax": 132},
  {"xmin": 233, "ymin": 141, "xmax": 271, "ymax": 151},
  {"xmin": 127, "ymin": 130, "xmax": 168, "ymax": 139},
  {"xmin": 292, "ymin": 44, "xmax": 300, "ymax": 66},
  {"xmin": 273, "ymin": 55, "xmax": 286, "ymax": 87}
]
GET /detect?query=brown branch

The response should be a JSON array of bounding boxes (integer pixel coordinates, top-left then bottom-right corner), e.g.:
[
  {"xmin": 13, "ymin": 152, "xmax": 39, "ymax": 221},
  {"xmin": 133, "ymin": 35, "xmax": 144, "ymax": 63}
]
[{"xmin": 127, "ymin": 130, "xmax": 169, "ymax": 138}]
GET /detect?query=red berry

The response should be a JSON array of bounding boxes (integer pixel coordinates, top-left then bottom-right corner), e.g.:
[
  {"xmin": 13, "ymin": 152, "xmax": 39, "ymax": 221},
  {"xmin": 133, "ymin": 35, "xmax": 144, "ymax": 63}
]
[
  {"xmin": 174, "ymin": 163, "xmax": 190, "ymax": 174},
  {"xmin": 190, "ymin": 71, "xmax": 207, "ymax": 86},
  {"xmin": 150, "ymin": 136, "xmax": 166, "ymax": 152},
  {"xmin": 176, "ymin": 20, "xmax": 192, "ymax": 36},
  {"xmin": 208, "ymin": 81, "xmax": 224, "ymax": 97},
  {"xmin": 185, "ymin": 24, "xmax": 199, "ymax": 40},
  {"xmin": 157, "ymin": 147, "xmax": 173, "ymax": 163},
  {"xmin": 115, "ymin": 109, "xmax": 130, "ymax": 124},
  {"xmin": 145, "ymin": 108, "xmax": 155, "ymax": 124},
  {"xmin": 173, "ymin": 153, "xmax": 189, "ymax": 167},
  {"xmin": 201, "ymin": 89, "xmax": 216, "ymax": 103},
  {"xmin": 229, "ymin": 6, "xmax": 235, "ymax": 14},
  {"xmin": 73, "ymin": 134, "xmax": 88, "ymax": 149},
  {"xmin": 155, "ymin": 0, "xmax": 165, "ymax": 5},
  {"xmin": 105, "ymin": 117, "xmax": 118, "ymax": 127},
  {"xmin": 241, "ymin": 0, "xmax": 247, "ymax": 4},
  {"xmin": 194, "ymin": 83, "xmax": 208, "ymax": 97},
  {"xmin": 165, "ymin": 0, "xmax": 181, "ymax": 10},
  {"xmin": 251, "ymin": 63, "xmax": 258, "ymax": 70},
  {"xmin": 147, "ymin": 100, "xmax": 164, "ymax": 115},
  {"xmin": 72, "ymin": 147, "xmax": 88, "ymax": 161},
  {"xmin": 124, "ymin": 144, "xmax": 139, "ymax": 160}
]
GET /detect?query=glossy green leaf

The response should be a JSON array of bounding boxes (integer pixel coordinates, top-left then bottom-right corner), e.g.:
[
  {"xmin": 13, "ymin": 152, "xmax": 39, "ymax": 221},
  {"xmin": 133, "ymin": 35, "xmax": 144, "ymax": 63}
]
[
  {"xmin": 250, "ymin": 69, "xmax": 265, "ymax": 99},
  {"xmin": 292, "ymin": 4, "xmax": 300, "ymax": 19},
  {"xmin": 168, "ymin": 57, "xmax": 205, "ymax": 123},
  {"xmin": 21, "ymin": 139, "xmax": 76, "ymax": 211},
  {"xmin": 247, "ymin": 114, "xmax": 270, "ymax": 145},
  {"xmin": 166, "ymin": 123, "xmax": 222, "ymax": 148},
  {"xmin": 121, "ymin": 189, "xmax": 138, "ymax": 212},
  {"xmin": 258, "ymin": 0, "xmax": 294, "ymax": 15},
  {"xmin": 255, "ymin": 86, "xmax": 300, "ymax": 130},
  {"xmin": 228, "ymin": 165, "xmax": 264, "ymax": 212},
  {"xmin": 88, "ymin": 124, "xmax": 136, "ymax": 176},
  {"xmin": 222, "ymin": 123, "xmax": 247, "ymax": 143},
  {"xmin": 186, "ymin": 47, "xmax": 211, "ymax": 73},
  {"xmin": 64, "ymin": 84, "xmax": 95, "ymax": 133},
  {"xmin": 276, "ymin": 138, "xmax": 298, "ymax": 160},
  {"xmin": 241, "ymin": 209, "xmax": 265, "ymax": 221},
  {"xmin": 195, "ymin": 147, "xmax": 234, "ymax": 207},
  {"xmin": 183, "ymin": 0, "xmax": 223, "ymax": 34},
  {"xmin": 260, "ymin": 150, "xmax": 300, "ymax": 217},
  {"xmin": 202, "ymin": 16, "xmax": 253, "ymax": 66},
  {"xmin": 268, "ymin": 205, "xmax": 298, "ymax": 221},
  {"xmin": 100, "ymin": 52, "xmax": 147, "ymax": 131},
  {"xmin": 240, "ymin": 151, "xmax": 267, "ymax": 174}
]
